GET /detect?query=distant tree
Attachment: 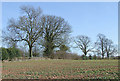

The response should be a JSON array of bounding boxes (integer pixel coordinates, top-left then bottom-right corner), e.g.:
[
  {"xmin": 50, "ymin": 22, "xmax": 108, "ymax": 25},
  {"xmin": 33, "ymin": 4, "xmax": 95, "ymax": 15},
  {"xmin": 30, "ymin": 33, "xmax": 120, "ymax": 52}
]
[
  {"xmin": 104, "ymin": 39, "xmax": 117, "ymax": 58},
  {"xmin": 4, "ymin": 6, "xmax": 43, "ymax": 59},
  {"xmin": 110, "ymin": 45, "xmax": 118, "ymax": 57},
  {"xmin": 95, "ymin": 34, "xmax": 106, "ymax": 59},
  {"xmin": 40, "ymin": 15, "xmax": 71, "ymax": 58},
  {"xmin": 74, "ymin": 35, "xmax": 93, "ymax": 59}
]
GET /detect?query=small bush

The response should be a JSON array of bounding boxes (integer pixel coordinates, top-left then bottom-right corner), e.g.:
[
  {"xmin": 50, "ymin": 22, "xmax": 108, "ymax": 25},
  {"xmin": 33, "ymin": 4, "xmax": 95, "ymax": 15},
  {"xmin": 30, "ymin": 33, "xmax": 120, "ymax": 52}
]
[
  {"xmin": 93, "ymin": 55, "xmax": 97, "ymax": 60},
  {"xmin": 53, "ymin": 51, "xmax": 67, "ymax": 59},
  {"xmin": 89, "ymin": 54, "xmax": 92, "ymax": 60},
  {"xmin": 81, "ymin": 55, "xmax": 86, "ymax": 60},
  {"xmin": 97, "ymin": 56, "xmax": 102, "ymax": 60}
]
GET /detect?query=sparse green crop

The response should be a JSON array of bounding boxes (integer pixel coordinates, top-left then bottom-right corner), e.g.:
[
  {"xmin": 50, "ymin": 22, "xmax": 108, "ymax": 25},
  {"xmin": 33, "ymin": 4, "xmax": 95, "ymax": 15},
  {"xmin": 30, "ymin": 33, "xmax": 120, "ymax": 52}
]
[{"xmin": 2, "ymin": 60, "xmax": 118, "ymax": 79}]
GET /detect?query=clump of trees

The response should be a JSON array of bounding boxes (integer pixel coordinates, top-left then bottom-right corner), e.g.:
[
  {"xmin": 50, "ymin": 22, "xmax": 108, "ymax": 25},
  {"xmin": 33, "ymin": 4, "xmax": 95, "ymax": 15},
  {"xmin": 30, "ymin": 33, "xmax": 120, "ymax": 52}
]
[
  {"xmin": 3, "ymin": 6, "xmax": 71, "ymax": 60},
  {"xmin": 95, "ymin": 34, "xmax": 117, "ymax": 59},
  {"xmin": 74, "ymin": 34, "xmax": 118, "ymax": 59},
  {"xmin": 1, "ymin": 47, "xmax": 22, "ymax": 61},
  {"xmin": 1, "ymin": 5, "xmax": 118, "ymax": 61}
]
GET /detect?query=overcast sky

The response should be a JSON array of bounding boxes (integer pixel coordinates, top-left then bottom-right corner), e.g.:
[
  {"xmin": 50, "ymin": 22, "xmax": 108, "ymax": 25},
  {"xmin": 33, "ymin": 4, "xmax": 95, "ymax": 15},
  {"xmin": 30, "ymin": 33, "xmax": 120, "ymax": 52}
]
[{"xmin": 2, "ymin": 2, "xmax": 118, "ymax": 55}]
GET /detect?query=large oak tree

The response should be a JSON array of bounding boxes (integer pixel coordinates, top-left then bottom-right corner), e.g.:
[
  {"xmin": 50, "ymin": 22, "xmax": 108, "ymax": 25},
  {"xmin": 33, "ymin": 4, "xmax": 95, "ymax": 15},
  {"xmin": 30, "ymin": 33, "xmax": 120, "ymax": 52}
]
[
  {"xmin": 5, "ymin": 6, "xmax": 43, "ymax": 59},
  {"xmin": 40, "ymin": 15, "xmax": 71, "ymax": 57}
]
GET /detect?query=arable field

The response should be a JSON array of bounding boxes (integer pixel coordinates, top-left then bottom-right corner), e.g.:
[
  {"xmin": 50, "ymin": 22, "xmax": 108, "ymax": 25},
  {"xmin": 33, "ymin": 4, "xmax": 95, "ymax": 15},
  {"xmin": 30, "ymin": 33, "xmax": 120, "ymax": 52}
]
[{"xmin": 2, "ymin": 60, "xmax": 119, "ymax": 79}]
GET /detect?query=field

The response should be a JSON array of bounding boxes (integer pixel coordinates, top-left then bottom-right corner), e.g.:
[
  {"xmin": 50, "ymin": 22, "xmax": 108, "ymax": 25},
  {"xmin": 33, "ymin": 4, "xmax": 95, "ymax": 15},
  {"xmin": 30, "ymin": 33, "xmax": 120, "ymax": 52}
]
[{"xmin": 2, "ymin": 59, "xmax": 119, "ymax": 79}]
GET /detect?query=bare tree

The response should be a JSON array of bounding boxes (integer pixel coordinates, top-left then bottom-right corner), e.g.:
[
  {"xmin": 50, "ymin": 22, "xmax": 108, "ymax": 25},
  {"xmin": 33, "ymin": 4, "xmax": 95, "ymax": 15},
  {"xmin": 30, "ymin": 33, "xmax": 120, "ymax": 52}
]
[
  {"xmin": 4, "ymin": 6, "xmax": 43, "ymax": 59},
  {"xmin": 74, "ymin": 35, "xmax": 92, "ymax": 57},
  {"xmin": 105, "ymin": 39, "xmax": 118, "ymax": 58},
  {"xmin": 95, "ymin": 33, "xmax": 106, "ymax": 59},
  {"xmin": 40, "ymin": 15, "xmax": 71, "ymax": 58}
]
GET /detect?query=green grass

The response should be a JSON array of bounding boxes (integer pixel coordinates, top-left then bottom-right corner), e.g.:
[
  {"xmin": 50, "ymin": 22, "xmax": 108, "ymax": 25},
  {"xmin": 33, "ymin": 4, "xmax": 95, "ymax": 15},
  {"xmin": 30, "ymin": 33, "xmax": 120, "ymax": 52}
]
[{"xmin": 2, "ymin": 59, "xmax": 119, "ymax": 79}]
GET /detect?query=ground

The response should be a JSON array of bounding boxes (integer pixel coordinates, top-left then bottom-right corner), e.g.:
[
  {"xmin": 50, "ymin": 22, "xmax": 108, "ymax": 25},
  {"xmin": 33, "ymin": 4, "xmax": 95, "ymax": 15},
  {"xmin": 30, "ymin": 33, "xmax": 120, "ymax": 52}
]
[{"xmin": 2, "ymin": 59, "xmax": 119, "ymax": 79}]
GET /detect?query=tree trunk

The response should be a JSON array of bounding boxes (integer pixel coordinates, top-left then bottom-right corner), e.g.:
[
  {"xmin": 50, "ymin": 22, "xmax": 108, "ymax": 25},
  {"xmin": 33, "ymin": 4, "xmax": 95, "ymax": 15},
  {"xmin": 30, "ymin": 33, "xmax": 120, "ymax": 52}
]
[
  {"xmin": 102, "ymin": 53, "xmax": 104, "ymax": 59},
  {"xmin": 29, "ymin": 46, "xmax": 32, "ymax": 59},
  {"xmin": 107, "ymin": 52, "xmax": 109, "ymax": 59},
  {"xmin": 84, "ymin": 51, "xmax": 87, "ymax": 60}
]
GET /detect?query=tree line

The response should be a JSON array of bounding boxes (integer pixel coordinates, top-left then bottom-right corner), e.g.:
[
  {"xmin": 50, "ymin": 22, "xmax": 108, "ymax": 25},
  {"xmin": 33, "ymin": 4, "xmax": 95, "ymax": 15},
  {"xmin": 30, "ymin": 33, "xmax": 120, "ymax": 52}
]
[
  {"xmin": 74, "ymin": 34, "xmax": 118, "ymax": 60},
  {"xmin": 1, "ymin": 6, "xmax": 118, "ymax": 61}
]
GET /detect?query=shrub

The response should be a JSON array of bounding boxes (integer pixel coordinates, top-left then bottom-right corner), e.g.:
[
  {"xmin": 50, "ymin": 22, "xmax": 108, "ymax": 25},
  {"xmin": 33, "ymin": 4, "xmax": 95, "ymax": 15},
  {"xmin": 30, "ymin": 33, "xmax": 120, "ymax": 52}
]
[
  {"xmin": 97, "ymin": 56, "xmax": 102, "ymax": 60},
  {"xmin": 71, "ymin": 54, "xmax": 81, "ymax": 60},
  {"xmin": 93, "ymin": 55, "xmax": 97, "ymax": 60},
  {"xmin": 54, "ymin": 51, "xmax": 67, "ymax": 59},
  {"xmin": 7, "ymin": 48, "xmax": 14, "ymax": 61},
  {"xmin": 53, "ymin": 51, "xmax": 80, "ymax": 60},
  {"xmin": 2, "ymin": 48, "xmax": 9, "ymax": 61},
  {"xmin": 6, "ymin": 47, "xmax": 21, "ymax": 61},
  {"xmin": 33, "ymin": 52, "xmax": 39, "ymax": 57},
  {"xmin": 89, "ymin": 54, "xmax": 92, "ymax": 60},
  {"xmin": 81, "ymin": 55, "xmax": 86, "ymax": 60}
]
